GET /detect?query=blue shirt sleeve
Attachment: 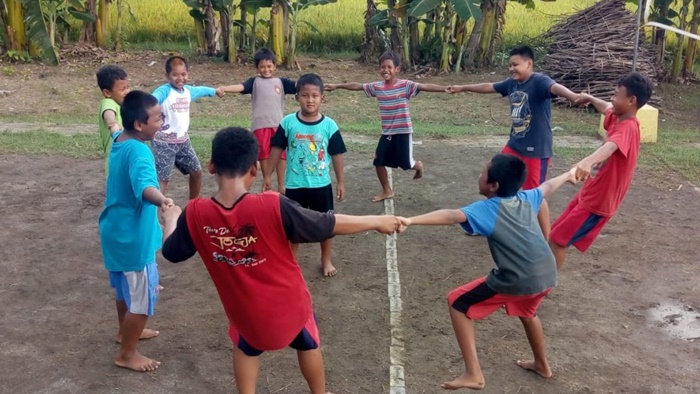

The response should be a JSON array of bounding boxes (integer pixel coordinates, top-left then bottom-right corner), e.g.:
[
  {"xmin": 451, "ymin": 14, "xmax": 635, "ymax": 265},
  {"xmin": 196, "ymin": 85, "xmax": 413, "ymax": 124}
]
[
  {"xmin": 518, "ymin": 189, "xmax": 544, "ymax": 214},
  {"xmin": 152, "ymin": 85, "xmax": 170, "ymax": 104},
  {"xmin": 459, "ymin": 199, "xmax": 498, "ymax": 237},
  {"xmin": 129, "ymin": 145, "xmax": 159, "ymax": 201},
  {"xmin": 534, "ymin": 73, "xmax": 555, "ymax": 100},
  {"xmin": 186, "ymin": 85, "xmax": 217, "ymax": 101},
  {"xmin": 492, "ymin": 78, "xmax": 513, "ymax": 97}
]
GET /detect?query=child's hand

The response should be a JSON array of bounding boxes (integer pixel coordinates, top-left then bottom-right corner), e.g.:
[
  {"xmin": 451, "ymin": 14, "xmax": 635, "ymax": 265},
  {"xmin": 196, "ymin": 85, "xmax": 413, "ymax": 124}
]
[
  {"xmin": 162, "ymin": 204, "xmax": 182, "ymax": 221},
  {"xmin": 375, "ymin": 215, "xmax": 400, "ymax": 235},
  {"xmin": 336, "ymin": 182, "xmax": 345, "ymax": 202},
  {"xmin": 325, "ymin": 84, "xmax": 337, "ymax": 92},
  {"xmin": 445, "ymin": 85, "xmax": 461, "ymax": 94},
  {"xmin": 396, "ymin": 216, "xmax": 411, "ymax": 233},
  {"xmin": 573, "ymin": 159, "xmax": 593, "ymax": 182},
  {"xmin": 215, "ymin": 87, "xmax": 225, "ymax": 98},
  {"xmin": 161, "ymin": 198, "xmax": 174, "ymax": 210},
  {"xmin": 262, "ymin": 177, "xmax": 272, "ymax": 192},
  {"xmin": 575, "ymin": 93, "xmax": 593, "ymax": 107}
]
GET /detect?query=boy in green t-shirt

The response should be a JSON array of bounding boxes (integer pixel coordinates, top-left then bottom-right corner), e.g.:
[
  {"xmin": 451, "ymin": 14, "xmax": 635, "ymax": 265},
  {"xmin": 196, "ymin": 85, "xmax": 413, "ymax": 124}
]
[{"xmin": 96, "ymin": 65, "xmax": 130, "ymax": 177}]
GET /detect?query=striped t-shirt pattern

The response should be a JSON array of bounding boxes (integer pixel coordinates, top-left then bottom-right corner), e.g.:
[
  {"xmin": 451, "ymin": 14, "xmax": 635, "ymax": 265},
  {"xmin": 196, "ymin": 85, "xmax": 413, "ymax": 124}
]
[{"xmin": 363, "ymin": 80, "xmax": 419, "ymax": 135}]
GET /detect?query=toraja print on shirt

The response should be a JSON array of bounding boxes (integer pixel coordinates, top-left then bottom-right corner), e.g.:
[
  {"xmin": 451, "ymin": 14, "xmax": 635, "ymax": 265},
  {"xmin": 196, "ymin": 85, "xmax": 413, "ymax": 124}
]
[
  {"xmin": 241, "ymin": 77, "xmax": 296, "ymax": 131},
  {"xmin": 460, "ymin": 188, "xmax": 557, "ymax": 295},
  {"xmin": 272, "ymin": 113, "xmax": 347, "ymax": 189},
  {"xmin": 363, "ymin": 79, "xmax": 419, "ymax": 135},
  {"xmin": 161, "ymin": 193, "xmax": 335, "ymax": 351},
  {"xmin": 493, "ymin": 73, "xmax": 556, "ymax": 159},
  {"xmin": 152, "ymin": 84, "xmax": 217, "ymax": 143},
  {"xmin": 577, "ymin": 108, "xmax": 640, "ymax": 217}
]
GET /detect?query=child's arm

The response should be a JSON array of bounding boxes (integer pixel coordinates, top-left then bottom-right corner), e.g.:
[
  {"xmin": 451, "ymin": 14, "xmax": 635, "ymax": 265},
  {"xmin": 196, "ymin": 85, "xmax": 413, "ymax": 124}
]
[
  {"xmin": 102, "ymin": 110, "xmax": 122, "ymax": 135},
  {"xmin": 152, "ymin": 85, "xmax": 169, "ymax": 104},
  {"xmin": 187, "ymin": 85, "xmax": 222, "ymax": 100},
  {"xmin": 220, "ymin": 77, "xmax": 255, "ymax": 95},
  {"xmin": 400, "ymin": 209, "xmax": 467, "ymax": 228},
  {"xmin": 417, "ymin": 83, "xmax": 450, "ymax": 93},
  {"xmin": 161, "ymin": 205, "xmax": 198, "ymax": 263},
  {"xmin": 575, "ymin": 93, "xmax": 613, "ymax": 114},
  {"xmin": 143, "ymin": 187, "xmax": 173, "ymax": 209},
  {"xmin": 282, "ymin": 78, "xmax": 297, "ymax": 95},
  {"xmin": 325, "ymin": 83, "xmax": 363, "ymax": 92},
  {"xmin": 332, "ymin": 154, "xmax": 345, "ymax": 201},
  {"xmin": 333, "ymin": 214, "xmax": 399, "ymax": 235},
  {"xmin": 446, "ymin": 83, "xmax": 497, "ymax": 94},
  {"xmin": 573, "ymin": 141, "xmax": 619, "ymax": 181},
  {"xmin": 550, "ymin": 83, "xmax": 580, "ymax": 103},
  {"xmin": 537, "ymin": 168, "xmax": 577, "ymax": 199}
]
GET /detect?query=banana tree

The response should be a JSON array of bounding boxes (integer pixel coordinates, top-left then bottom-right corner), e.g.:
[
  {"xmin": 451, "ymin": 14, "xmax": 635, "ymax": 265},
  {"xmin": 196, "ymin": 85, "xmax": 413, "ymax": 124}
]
[
  {"xmin": 670, "ymin": 0, "xmax": 691, "ymax": 79},
  {"xmin": 682, "ymin": 0, "xmax": 699, "ymax": 77},
  {"xmin": 184, "ymin": 0, "xmax": 221, "ymax": 56},
  {"xmin": 3, "ymin": 0, "xmax": 27, "ymax": 52}
]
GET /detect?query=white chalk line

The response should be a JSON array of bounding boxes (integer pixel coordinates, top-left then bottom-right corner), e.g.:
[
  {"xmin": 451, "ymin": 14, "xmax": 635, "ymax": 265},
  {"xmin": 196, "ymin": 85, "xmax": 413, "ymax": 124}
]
[{"xmin": 384, "ymin": 168, "xmax": 406, "ymax": 394}]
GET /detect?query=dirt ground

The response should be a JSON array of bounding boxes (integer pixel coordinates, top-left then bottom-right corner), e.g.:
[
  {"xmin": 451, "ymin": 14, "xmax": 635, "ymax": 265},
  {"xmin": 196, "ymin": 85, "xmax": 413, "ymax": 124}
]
[
  {"xmin": 1, "ymin": 141, "xmax": 700, "ymax": 394},
  {"xmin": 2, "ymin": 53, "xmax": 700, "ymax": 393}
]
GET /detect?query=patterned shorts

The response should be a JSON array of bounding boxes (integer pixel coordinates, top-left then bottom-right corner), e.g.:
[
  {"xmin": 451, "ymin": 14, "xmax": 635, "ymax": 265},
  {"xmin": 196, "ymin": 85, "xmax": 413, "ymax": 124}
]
[{"xmin": 151, "ymin": 139, "xmax": 202, "ymax": 181}]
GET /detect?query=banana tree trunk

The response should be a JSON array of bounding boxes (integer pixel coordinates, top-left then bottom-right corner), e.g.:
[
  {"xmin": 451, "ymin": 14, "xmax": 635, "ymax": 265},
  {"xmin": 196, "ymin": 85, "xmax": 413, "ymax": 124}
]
[
  {"xmin": 114, "ymin": 0, "xmax": 123, "ymax": 50},
  {"xmin": 387, "ymin": 0, "xmax": 401, "ymax": 53},
  {"xmin": 7, "ymin": 0, "xmax": 27, "ymax": 51},
  {"xmin": 670, "ymin": 0, "xmax": 691, "ymax": 79},
  {"xmin": 360, "ymin": 0, "xmax": 382, "ymax": 63},
  {"xmin": 439, "ymin": 2, "xmax": 454, "ymax": 73},
  {"xmin": 682, "ymin": 0, "xmax": 700, "ymax": 76},
  {"xmin": 409, "ymin": 16, "xmax": 419, "ymax": 64},
  {"xmin": 81, "ymin": 0, "xmax": 97, "ymax": 44},
  {"xmin": 284, "ymin": 9, "xmax": 299, "ymax": 70},
  {"xmin": 464, "ymin": 15, "xmax": 484, "ymax": 66},
  {"xmin": 270, "ymin": 1, "xmax": 285, "ymax": 64},
  {"xmin": 476, "ymin": 0, "xmax": 497, "ymax": 68},
  {"xmin": 98, "ymin": 0, "xmax": 110, "ymax": 41},
  {"xmin": 220, "ymin": 6, "xmax": 236, "ymax": 63},
  {"xmin": 204, "ymin": 0, "xmax": 220, "ymax": 56},
  {"xmin": 454, "ymin": 17, "xmax": 468, "ymax": 72}
]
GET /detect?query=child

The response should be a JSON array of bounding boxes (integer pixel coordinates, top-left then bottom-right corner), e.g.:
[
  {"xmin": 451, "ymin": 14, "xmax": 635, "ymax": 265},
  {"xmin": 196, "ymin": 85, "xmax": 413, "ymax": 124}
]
[
  {"xmin": 446, "ymin": 45, "xmax": 580, "ymax": 239},
  {"xmin": 397, "ymin": 154, "xmax": 578, "ymax": 390},
  {"xmin": 98, "ymin": 90, "xmax": 173, "ymax": 372},
  {"xmin": 265, "ymin": 73, "xmax": 346, "ymax": 277},
  {"xmin": 325, "ymin": 51, "xmax": 449, "ymax": 203},
  {"xmin": 160, "ymin": 127, "xmax": 399, "ymax": 394},
  {"xmin": 96, "ymin": 65, "xmax": 130, "ymax": 177},
  {"xmin": 550, "ymin": 72, "xmax": 653, "ymax": 270},
  {"xmin": 220, "ymin": 48, "xmax": 296, "ymax": 194},
  {"xmin": 152, "ymin": 56, "xmax": 224, "ymax": 199}
]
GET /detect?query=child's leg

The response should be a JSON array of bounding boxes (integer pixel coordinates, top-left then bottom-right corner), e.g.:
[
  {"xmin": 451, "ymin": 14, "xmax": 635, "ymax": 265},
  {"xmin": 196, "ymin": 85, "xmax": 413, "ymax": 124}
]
[
  {"xmin": 516, "ymin": 316, "xmax": 552, "ymax": 378},
  {"xmin": 549, "ymin": 240, "xmax": 569, "ymax": 270},
  {"xmin": 152, "ymin": 140, "xmax": 176, "ymax": 197},
  {"xmin": 188, "ymin": 169, "xmax": 202, "ymax": 200},
  {"xmin": 259, "ymin": 158, "xmax": 271, "ymax": 192},
  {"xmin": 297, "ymin": 348, "xmax": 327, "ymax": 394},
  {"xmin": 537, "ymin": 199, "xmax": 551, "ymax": 241},
  {"xmin": 291, "ymin": 243, "xmax": 299, "ymax": 258},
  {"xmin": 115, "ymin": 300, "xmax": 159, "ymax": 343},
  {"xmin": 114, "ymin": 312, "xmax": 160, "ymax": 372},
  {"xmin": 276, "ymin": 158, "xmax": 287, "ymax": 195},
  {"xmin": 373, "ymin": 166, "xmax": 394, "ymax": 203},
  {"xmin": 320, "ymin": 238, "xmax": 336, "ymax": 277},
  {"xmin": 412, "ymin": 160, "xmax": 424, "ymax": 180},
  {"xmin": 232, "ymin": 346, "xmax": 260, "ymax": 394},
  {"xmin": 441, "ymin": 303, "xmax": 485, "ymax": 390}
]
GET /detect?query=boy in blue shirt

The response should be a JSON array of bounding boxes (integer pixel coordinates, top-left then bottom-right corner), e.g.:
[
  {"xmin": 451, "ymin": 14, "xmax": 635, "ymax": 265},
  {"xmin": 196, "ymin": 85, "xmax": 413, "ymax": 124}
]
[
  {"xmin": 447, "ymin": 45, "xmax": 580, "ymax": 240},
  {"xmin": 264, "ymin": 73, "xmax": 347, "ymax": 277},
  {"xmin": 98, "ymin": 90, "xmax": 174, "ymax": 372},
  {"xmin": 398, "ymin": 154, "xmax": 577, "ymax": 390},
  {"xmin": 152, "ymin": 56, "xmax": 224, "ymax": 199}
]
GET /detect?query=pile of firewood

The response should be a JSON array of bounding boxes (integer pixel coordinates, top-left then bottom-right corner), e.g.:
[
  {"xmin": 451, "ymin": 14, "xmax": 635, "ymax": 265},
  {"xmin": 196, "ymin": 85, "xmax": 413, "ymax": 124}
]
[{"xmin": 538, "ymin": 0, "xmax": 660, "ymax": 106}]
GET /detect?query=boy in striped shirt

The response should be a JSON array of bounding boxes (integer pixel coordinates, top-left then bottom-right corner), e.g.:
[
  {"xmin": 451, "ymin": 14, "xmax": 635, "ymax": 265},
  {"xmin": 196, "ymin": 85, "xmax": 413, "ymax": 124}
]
[{"xmin": 326, "ymin": 52, "xmax": 448, "ymax": 202}]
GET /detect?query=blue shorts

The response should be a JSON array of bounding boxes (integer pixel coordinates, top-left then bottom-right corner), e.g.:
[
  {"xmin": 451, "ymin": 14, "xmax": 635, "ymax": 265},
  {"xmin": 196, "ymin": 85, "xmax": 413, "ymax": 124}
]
[{"xmin": 109, "ymin": 262, "xmax": 160, "ymax": 316}]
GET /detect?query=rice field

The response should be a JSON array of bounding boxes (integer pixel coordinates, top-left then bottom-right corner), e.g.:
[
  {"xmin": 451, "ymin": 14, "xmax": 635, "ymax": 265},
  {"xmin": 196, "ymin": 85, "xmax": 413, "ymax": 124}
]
[{"xmin": 113, "ymin": 0, "xmax": 606, "ymax": 53}]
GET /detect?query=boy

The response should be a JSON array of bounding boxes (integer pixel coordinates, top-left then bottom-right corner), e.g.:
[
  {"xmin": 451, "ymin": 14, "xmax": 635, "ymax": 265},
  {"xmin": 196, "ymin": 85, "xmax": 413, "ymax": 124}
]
[
  {"xmin": 265, "ymin": 73, "xmax": 346, "ymax": 277},
  {"xmin": 96, "ymin": 65, "xmax": 130, "ymax": 177},
  {"xmin": 160, "ymin": 127, "xmax": 399, "ymax": 394},
  {"xmin": 397, "ymin": 154, "xmax": 578, "ymax": 390},
  {"xmin": 152, "ymin": 56, "xmax": 224, "ymax": 199},
  {"xmin": 220, "ymin": 48, "xmax": 296, "ymax": 194},
  {"xmin": 446, "ymin": 45, "xmax": 580, "ymax": 239},
  {"xmin": 550, "ymin": 72, "xmax": 653, "ymax": 270},
  {"xmin": 98, "ymin": 90, "xmax": 174, "ymax": 372},
  {"xmin": 325, "ymin": 51, "xmax": 449, "ymax": 203}
]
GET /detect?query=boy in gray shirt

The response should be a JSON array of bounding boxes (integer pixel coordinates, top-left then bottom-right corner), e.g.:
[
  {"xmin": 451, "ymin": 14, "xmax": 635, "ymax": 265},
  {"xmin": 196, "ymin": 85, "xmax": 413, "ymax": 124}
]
[
  {"xmin": 222, "ymin": 48, "xmax": 296, "ymax": 193},
  {"xmin": 398, "ymin": 154, "xmax": 577, "ymax": 390}
]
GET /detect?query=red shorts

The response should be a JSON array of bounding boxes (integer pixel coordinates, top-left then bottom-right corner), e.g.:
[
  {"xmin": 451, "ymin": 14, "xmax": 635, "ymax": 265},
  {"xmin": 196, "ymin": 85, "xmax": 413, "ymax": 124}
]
[
  {"xmin": 550, "ymin": 197, "xmax": 610, "ymax": 252},
  {"xmin": 229, "ymin": 311, "xmax": 320, "ymax": 356},
  {"xmin": 254, "ymin": 127, "xmax": 286, "ymax": 161},
  {"xmin": 448, "ymin": 276, "xmax": 551, "ymax": 320},
  {"xmin": 501, "ymin": 146, "xmax": 550, "ymax": 190}
]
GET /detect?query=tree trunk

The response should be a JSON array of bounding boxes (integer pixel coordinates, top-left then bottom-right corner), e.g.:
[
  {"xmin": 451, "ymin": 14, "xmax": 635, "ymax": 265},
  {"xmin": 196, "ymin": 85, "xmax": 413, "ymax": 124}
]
[
  {"xmin": 476, "ymin": 0, "xmax": 497, "ymax": 68},
  {"xmin": 454, "ymin": 17, "xmax": 468, "ymax": 72},
  {"xmin": 220, "ymin": 6, "xmax": 236, "ymax": 63},
  {"xmin": 360, "ymin": 0, "xmax": 382, "ymax": 63},
  {"xmin": 239, "ymin": 5, "xmax": 248, "ymax": 52},
  {"xmin": 203, "ymin": 0, "xmax": 220, "ymax": 56},
  {"xmin": 387, "ymin": 0, "xmax": 401, "ymax": 54},
  {"xmin": 81, "ymin": 0, "xmax": 98, "ymax": 45},
  {"xmin": 486, "ymin": 0, "xmax": 506, "ymax": 63},
  {"xmin": 670, "ymin": 0, "xmax": 691, "ymax": 80},
  {"xmin": 409, "ymin": 16, "xmax": 419, "ymax": 65},
  {"xmin": 270, "ymin": 1, "xmax": 285, "ymax": 64},
  {"xmin": 439, "ymin": 3, "xmax": 454, "ymax": 73},
  {"xmin": 465, "ymin": 6, "xmax": 486, "ymax": 66},
  {"xmin": 98, "ymin": 0, "xmax": 110, "ymax": 44},
  {"xmin": 284, "ymin": 6, "xmax": 299, "ymax": 70},
  {"xmin": 6, "ymin": 0, "xmax": 27, "ymax": 51},
  {"xmin": 682, "ymin": 0, "xmax": 700, "ymax": 77},
  {"xmin": 114, "ymin": 0, "xmax": 123, "ymax": 50}
]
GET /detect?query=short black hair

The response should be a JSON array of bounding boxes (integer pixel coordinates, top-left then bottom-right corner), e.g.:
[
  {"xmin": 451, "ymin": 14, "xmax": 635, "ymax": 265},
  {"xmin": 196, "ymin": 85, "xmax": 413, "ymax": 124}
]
[
  {"xmin": 120, "ymin": 91, "xmax": 159, "ymax": 132},
  {"xmin": 487, "ymin": 154, "xmax": 527, "ymax": 197},
  {"xmin": 379, "ymin": 51, "xmax": 401, "ymax": 67},
  {"xmin": 211, "ymin": 127, "xmax": 259, "ymax": 177},
  {"xmin": 509, "ymin": 45, "xmax": 535, "ymax": 62},
  {"xmin": 254, "ymin": 48, "xmax": 276, "ymax": 67},
  {"xmin": 296, "ymin": 73, "xmax": 324, "ymax": 93},
  {"xmin": 618, "ymin": 72, "xmax": 653, "ymax": 108},
  {"xmin": 96, "ymin": 65, "xmax": 128, "ymax": 91},
  {"xmin": 165, "ymin": 56, "xmax": 188, "ymax": 74}
]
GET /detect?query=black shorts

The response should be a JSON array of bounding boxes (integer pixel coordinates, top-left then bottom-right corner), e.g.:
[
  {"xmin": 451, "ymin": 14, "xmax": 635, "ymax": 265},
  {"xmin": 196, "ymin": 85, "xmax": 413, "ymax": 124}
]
[
  {"xmin": 373, "ymin": 133, "xmax": 415, "ymax": 170},
  {"xmin": 285, "ymin": 184, "xmax": 334, "ymax": 213}
]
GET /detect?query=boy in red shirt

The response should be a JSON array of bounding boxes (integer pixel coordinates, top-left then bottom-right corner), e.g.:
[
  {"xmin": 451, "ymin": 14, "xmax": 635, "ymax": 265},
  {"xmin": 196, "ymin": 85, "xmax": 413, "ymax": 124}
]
[
  {"xmin": 550, "ymin": 72, "xmax": 653, "ymax": 269},
  {"xmin": 160, "ymin": 127, "xmax": 399, "ymax": 394}
]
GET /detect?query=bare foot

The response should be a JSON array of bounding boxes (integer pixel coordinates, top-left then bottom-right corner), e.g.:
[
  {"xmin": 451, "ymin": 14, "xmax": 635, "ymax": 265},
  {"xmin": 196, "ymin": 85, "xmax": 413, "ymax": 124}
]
[
  {"xmin": 413, "ymin": 161, "xmax": 424, "ymax": 180},
  {"xmin": 322, "ymin": 262, "xmax": 337, "ymax": 277},
  {"xmin": 516, "ymin": 359, "xmax": 552, "ymax": 379},
  {"xmin": 372, "ymin": 191, "xmax": 394, "ymax": 203},
  {"xmin": 114, "ymin": 352, "xmax": 161, "ymax": 372},
  {"xmin": 116, "ymin": 328, "xmax": 160, "ymax": 344},
  {"xmin": 440, "ymin": 372, "xmax": 485, "ymax": 390}
]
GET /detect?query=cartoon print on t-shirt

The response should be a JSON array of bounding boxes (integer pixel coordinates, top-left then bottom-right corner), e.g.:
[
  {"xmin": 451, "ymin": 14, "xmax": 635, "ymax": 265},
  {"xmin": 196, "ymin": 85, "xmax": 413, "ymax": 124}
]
[
  {"xmin": 289, "ymin": 133, "xmax": 327, "ymax": 177},
  {"xmin": 204, "ymin": 225, "xmax": 266, "ymax": 268},
  {"xmin": 509, "ymin": 91, "xmax": 532, "ymax": 138}
]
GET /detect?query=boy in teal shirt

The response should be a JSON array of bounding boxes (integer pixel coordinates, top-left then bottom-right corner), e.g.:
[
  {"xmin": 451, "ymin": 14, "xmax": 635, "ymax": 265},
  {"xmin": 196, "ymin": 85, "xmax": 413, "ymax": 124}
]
[
  {"xmin": 265, "ymin": 73, "xmax": 347, "ymax": 277},
  {"xmin": 96, "ymin": 65, "xmax": 130, "ymax": 177}
]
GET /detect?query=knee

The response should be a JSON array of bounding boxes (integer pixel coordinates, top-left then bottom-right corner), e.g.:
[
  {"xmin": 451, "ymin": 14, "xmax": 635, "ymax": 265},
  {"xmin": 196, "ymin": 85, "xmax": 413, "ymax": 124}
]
[{"xmin": 189, "ymin": 170, "xmax": 202, "ymax": 179}]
